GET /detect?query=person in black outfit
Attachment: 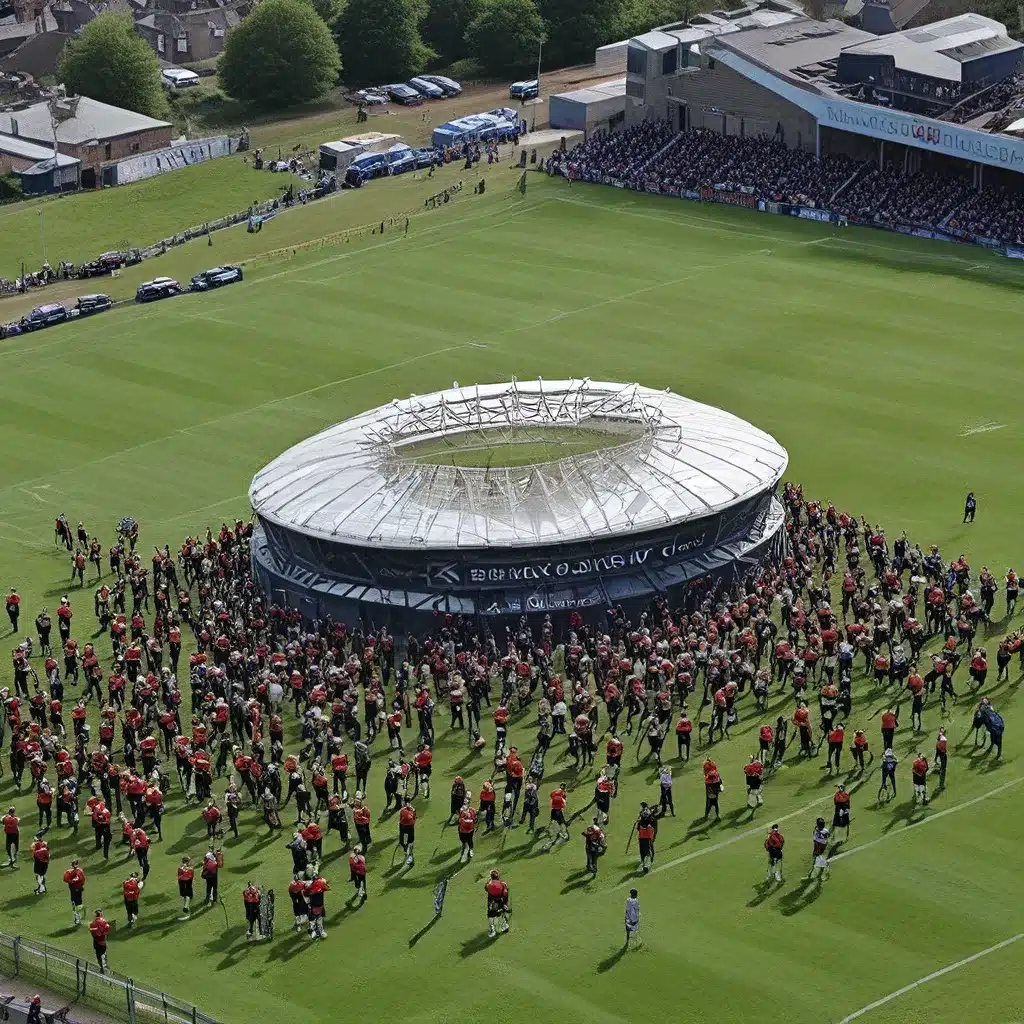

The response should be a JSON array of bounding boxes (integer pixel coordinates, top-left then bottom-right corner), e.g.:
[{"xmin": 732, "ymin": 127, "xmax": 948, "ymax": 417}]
[{"xmin": 963, "ymin": 492, "xmax": 976, "ymax": 523}]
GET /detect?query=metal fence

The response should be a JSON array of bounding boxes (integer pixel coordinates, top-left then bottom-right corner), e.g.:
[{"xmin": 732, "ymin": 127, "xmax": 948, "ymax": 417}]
[{"xmin": 0, "ymin": 932, "xmax": 220, "ymax": 1024}]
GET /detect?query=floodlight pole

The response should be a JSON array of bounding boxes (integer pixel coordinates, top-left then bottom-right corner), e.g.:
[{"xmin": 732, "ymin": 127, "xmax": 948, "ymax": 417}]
[{"xmin": 532, "ymin": 34, "xmax": 545, "ymax": 132}]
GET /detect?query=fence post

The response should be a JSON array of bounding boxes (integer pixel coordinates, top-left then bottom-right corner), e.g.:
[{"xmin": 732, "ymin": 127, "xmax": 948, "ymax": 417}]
[
  {"xmin": 78, "ymin": 958, "xmax": 85, "ymax": 997},
  {"xmin": 127, "ymin": 979, "xmax": 137, "ymax": 1024},
  {"xmin": 12, "ymin": 936, "xmax": 19, "ymax": 975}
]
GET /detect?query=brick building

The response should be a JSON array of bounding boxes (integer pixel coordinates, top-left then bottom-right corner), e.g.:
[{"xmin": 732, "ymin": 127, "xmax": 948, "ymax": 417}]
[{"xmin": 0, "ymin": 92, "xmax": 172, "ymax": 187}]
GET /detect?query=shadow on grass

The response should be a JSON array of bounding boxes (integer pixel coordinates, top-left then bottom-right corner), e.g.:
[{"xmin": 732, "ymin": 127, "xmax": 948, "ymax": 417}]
[
  {"xmin": 459, "ymin": 931, "xmax": 497, "ymax": 958},
  {"xmin": 597, "ymin": 942, "xmax": 628, "ymax": 973},
  {"xmin": 408, "ymin": 914, "xmax": 441, "ymax": 947},
  {"xmin": 778, "ymin": 877, "xmax": 824, "ymax": 917}
]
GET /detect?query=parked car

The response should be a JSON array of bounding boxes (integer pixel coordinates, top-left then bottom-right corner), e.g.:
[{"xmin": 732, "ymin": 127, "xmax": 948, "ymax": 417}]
[
  {"xmin": 421, "ymin": 74, "xmax": 461, "ymax": 96},
  {"xmin": 344, "ymin": 152, "xmax": 391, "ymax": 186},
  {"xmin": 161, "ymin": 68, "xmax": 200, "ymax": 89},
  {"xmin": 352, "ymin": 88, "xmax": 388, "ymax": 105},
  {"xmin": 136, "ymin": 277, "xmax": 182, "ymax": 303},
  {"xmin": 385, "ymin": 146, "xmax": 418, "ymax": 174},
  {"xmin": 509, "ymin": 80, "xmax": 539, "ymax": 100},
  {"xmin": 383, "ymin": 84, "xmax": 423, "ymax": 105},
  {"xmin": 22, "ymin": 302, "xmax": 68, "ymax": 330},
  {"xmin": 412, "ymin": 148, "xmax": 440, "ymax": 168},
  {"xmin": 74, "ymin": 294, "xmax": 112, "ymax": 316},
  {"xmin": 407, "ymin": 77, "xmax": 445, "ymax": 99},
  {"xmin": 190, "ymin": 266, "xmax": 243, "ymax": 291}
]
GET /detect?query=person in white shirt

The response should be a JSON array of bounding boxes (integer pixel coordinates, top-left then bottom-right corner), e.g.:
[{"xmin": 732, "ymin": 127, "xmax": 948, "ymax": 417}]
[{"xmin": 624, "ymin": 889, "xmax": 641, "ymax": 946}]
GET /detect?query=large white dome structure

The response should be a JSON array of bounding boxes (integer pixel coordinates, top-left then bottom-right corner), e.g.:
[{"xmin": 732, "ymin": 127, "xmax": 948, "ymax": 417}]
[{"xmin": 249, "ymin": 379, "xmax": 789, "ymax": 629}]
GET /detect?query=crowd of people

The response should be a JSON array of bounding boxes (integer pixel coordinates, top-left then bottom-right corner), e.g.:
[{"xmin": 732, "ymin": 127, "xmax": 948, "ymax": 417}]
[
  {"xmin": 562, "ymin": 120, "xmax": 1024, "ymax": 247},
  {"xmin": 0, "ymin": 478, "xmax": 1013, "ymax": 972}
]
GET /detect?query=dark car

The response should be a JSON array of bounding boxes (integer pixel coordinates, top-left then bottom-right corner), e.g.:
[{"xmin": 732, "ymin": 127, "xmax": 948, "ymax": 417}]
[
  {"xmin": 383, "ymin": 84, "xmax": 423, "ymax": 106},
  {"xmin": 22, "ymin": 302, "xmax": 69, "ymax": 330},
  {"xmin": 421, "ymin": 74, "xmax": 462, "ymax": 96},
  {"xmin": 190, "ymin": 265, "xmax": 243, "ymax": 291},
  {"xmin": 135, "ymin": 277, "xmax": 182, "ymax": 303},
  {"xmin": 74, "ymin": 293, "xmax": 112, "ymax": 316}
]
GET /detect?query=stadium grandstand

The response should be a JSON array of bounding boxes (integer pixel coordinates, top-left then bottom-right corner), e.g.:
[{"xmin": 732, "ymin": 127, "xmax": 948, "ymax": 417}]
[{"xmin": 562, "ymin": 8, "xmax": 1024, "ymax": 253}]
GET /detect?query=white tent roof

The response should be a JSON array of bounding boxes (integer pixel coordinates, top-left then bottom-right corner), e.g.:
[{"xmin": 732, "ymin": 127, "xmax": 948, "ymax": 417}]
[{"xmin": 249, "ymin": 380, "xmax": 788, "ymax": 551}]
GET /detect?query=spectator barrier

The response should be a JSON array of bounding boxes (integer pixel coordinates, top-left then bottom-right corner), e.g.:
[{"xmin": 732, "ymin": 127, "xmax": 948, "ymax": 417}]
[{"xmin": 0, "ymin": 932, "xmax": 220, "ymax": 1024}]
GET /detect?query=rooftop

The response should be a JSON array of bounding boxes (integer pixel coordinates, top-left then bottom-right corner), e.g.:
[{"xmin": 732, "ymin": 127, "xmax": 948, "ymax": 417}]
[
  {"xmin": 553, "ymin": 78, "xmax": 626, "ymax": 105},
  {"xmin": 0, "ymin": 94, "xmax": 171, "ymax": 146}
]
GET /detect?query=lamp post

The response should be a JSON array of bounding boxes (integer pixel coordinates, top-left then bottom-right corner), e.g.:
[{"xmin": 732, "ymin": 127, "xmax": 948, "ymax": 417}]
[{"xmin": 532, "ymin": 32, "xmax": 546, "ymax": 132}]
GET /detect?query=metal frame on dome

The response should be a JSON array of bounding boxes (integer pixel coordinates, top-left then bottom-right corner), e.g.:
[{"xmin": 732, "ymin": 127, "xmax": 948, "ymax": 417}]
[{"xmin": 248, "ymin": 379, "xmax": 789, "ymax": 551}]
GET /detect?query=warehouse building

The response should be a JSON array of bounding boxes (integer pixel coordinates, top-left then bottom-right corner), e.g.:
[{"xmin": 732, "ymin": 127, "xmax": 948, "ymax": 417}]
[{"xmin": 549, "ymin": 78, "xmax": 626, "ymax": 136}]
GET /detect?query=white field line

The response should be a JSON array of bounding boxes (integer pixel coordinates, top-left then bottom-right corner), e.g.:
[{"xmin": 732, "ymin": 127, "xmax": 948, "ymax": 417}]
[
  {"xmin": 829, "ymin": 775, "xmax": 1024, "ymax": 864},
  {"xmin": 959, "ymin": 422, "xmax": 1005, "ymax": 437},
  {"xmin": 622, "ymin": 774, "xmax": 1024, "ymax": 886},
  {"xmin": 835, "ymin": 932, "xmax": 1024, "ymax": 1024}
]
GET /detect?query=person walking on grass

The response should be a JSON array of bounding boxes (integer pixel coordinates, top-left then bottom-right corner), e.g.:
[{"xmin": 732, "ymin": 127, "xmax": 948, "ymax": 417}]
[{"xmin": 624, "ymin": 889, "xmax": 641, "ymax": 946}]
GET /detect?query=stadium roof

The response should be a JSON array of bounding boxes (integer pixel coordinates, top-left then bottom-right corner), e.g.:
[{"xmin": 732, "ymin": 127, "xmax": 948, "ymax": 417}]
[
  {"xmin": 249, "ymin": 380, "xmax": 789, "ymax": 551},
  {"xmin": 839, "ymin": 13, "xmax": 1021, "ymax": 82},
  {"xmin": 715, "ymin": 19, "xmax": 874, "ymax": 76}
]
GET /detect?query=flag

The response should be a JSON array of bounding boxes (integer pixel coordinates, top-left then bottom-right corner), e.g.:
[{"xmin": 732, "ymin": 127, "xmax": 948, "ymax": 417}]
[{"xmin": 433, "ymin": 876, "xmax": 449, "ymax": 915}]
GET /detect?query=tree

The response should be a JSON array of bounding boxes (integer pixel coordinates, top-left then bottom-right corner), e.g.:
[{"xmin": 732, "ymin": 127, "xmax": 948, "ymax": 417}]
[
  {"xmin": 422, "ymin": 0, "xmax": 481, "ymax": 64},
  {"xmin": 57, "ymin": 14, "xmax": 167, "ymax": 119},
  {"xmin": 540, "ymin": 0, "xmax": 626, "ymax": 67},
  {"xmin": 465, "ymin": 0, "xmax": 544, "ymax": 75},
  {"xmin": 336, "ymin": 0, "xmax": 430, "ymax": 84},
  {"xmin": 301, "ymin": 0, "xmax": 346, "ymax": 31},
  {"xmin": 220, "ymin": 0, "xmax": 341, "ymax": 109}
]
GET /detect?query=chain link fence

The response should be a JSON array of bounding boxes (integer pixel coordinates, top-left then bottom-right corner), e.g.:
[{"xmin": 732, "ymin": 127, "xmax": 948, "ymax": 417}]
[{"xmin": 0, "ymin": 933, "xmax": 220, "ymax": 1024}]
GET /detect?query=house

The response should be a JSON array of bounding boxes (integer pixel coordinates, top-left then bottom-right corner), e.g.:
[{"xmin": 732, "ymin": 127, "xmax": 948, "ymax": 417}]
[
  {"xmin": 134, "ymin": 0, "xmax": 248, "ymax": 63},
  {"xmin": 0, "ymin": 131, "xmax": 79, "ymax": 192},
  {"xmin": 0, "ymin": 92, "xmax": 172, "ymax": 186},
  {"xmin": 0, "ymin": 29, "xmax": 70, "ymax": 78},
  {"xmin": 0, "ymin": 7, "xmax": 55, "ymax": 58}
]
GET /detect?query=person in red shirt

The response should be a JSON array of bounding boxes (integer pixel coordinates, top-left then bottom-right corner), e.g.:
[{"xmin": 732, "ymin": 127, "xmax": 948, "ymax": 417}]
[
  {"xmin": 764, "ymin": 824, "xmax": 784, "ymax": 883},
  {"xmin": 88, "ymin": 910, "xmax": 111, "ymax": 972},
  {"xmin": 880, "ymin": 708, "xmax": 898, "ymax": 751},
  {"xmin": 457, "ymin": 804, "xmax": 477, "ymax": 862},
  {"xmin": 3, "ymin": 807, "xmax": 19, "ymax": 867},
  {"xmin": 201, "ymin": 799, "xmax": 222, "ymax": 839},
  {"xmin": 825, "ymin": 723, "xmax": 845, "ymax": 773},
  {"xmin": 484, "ymin": 869, "xmax": 510, "ymax": 938},
  {"xmin": 123, "ymin": 871, "xmax": 142, "ymax": 927},
  {"xmin": 348, "ymin": 846, "xmax": 367, "ymax": 902},
  {"xmin": 177, "ymin": 856, "xmax": 194, "ymax": 917},
  {"xmin": 412, "ymin": 745, "xmax": 430, "ymax": 798},
  {"xmin": 832, "ymin": 784, "xmax": 851, "ymax": 841},
  {"xmin": 304, "ymin": 873, "xmax": 330, "ymax": 940},
  {"xmin": 851, "ymin": 729, "xmax": 869, "ymax": 773},
  {"xmin": 242, "ymin": 882, "xmax": 263, "ymax": 940},
  {"xmin": 5, "ymin": 588, "xmax": 19, "ymax": 633},
  {"xmin": 743, "ymin": 756, "xmax": 764, "ymax": 808},
  {"xmin": 63, "ymin": 859, "xmax": 85, "ymax": 926},
  {"xmin": 351, "ymin": 796, "xmax": 371, "ymax": 851},
  {"xmin": 674, "ymin": 714, "xmax": 692, "ymax": 762},
  {"xmin": 606, "ymin": 734, "xmax": 624, "ymax": 773},
  {"xmin": 912, "ymin": 752, "xmax": 929, "ymax": 805},
  {"xmin": 31, "ymin": 834, "xmax": 49, "ymax": 894},
  {"xmin": 131, "ymin": 827, "xmax": 150, "ymax": 880},
  {"xmin": 398, "ymin": 799, "xmax": 416, "ymax": 866},
  {"xmin": 548, "ymin": 785, "xmax": 569, "ymax": 843}
]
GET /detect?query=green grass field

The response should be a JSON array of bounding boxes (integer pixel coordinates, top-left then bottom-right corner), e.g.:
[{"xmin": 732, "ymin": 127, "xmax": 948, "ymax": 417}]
[
  {"xmin": 1, "ymin": 178, "xmax": 1024, "ymax": 1024},
  {"xmin": 401, "ymin": 426, "xmax": 622, "ymax": 466}
]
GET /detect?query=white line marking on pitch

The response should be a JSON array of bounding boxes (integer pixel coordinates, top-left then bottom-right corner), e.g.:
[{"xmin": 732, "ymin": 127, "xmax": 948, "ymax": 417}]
[
  {"xmin": 636, "ymin": 798, "xmax": 824, "ymax": 885},
  {"xmin": 830, "ymin": 775, "xmax": 1024, "ymax": 864},
  {"xmin": 960, "ymin": 422, "xmax": 1005, "ymax": 436},
  {"xmin": 836, "ymin": 933, "xmax": 1024, "ymax": 1024},
  {"xmin": 633, "ymin": 774, "xmax": 1023, "ymax": 885}
]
